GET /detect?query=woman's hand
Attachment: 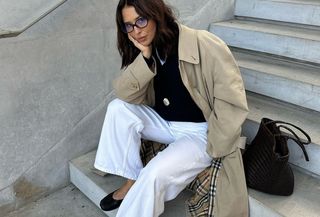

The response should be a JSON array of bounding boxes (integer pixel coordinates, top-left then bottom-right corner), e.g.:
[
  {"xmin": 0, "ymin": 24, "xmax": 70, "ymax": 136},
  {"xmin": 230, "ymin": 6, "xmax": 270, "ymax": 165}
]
[{"xmin": 128, "ymin": 34, "xmax": 152, "ymax": 59}]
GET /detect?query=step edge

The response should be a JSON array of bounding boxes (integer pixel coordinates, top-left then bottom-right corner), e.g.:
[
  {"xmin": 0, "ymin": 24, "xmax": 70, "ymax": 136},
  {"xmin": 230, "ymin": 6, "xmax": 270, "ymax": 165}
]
[
  {"xmin": 209, "ymin": 19, "xmax": 320, "ymax": 41},
  {"xmin": 234, "ymin": 51, "xmax": 320, "ymax": 86},
  {"xmin": 69, "ymin": 161, "xmax": 116, "ymax": 217},
  {"xmin": 232, "ymin": 47, "xmax": 320, "ymax": 68},
  {"xmin": 248, "ymin": 196, "xmax": 284, "ymax": 217}
]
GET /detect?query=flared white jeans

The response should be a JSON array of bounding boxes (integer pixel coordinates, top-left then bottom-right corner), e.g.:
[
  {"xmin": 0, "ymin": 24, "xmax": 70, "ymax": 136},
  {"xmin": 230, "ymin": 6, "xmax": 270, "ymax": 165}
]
[{"xmin": 94, "ymin": 99, "xmax": 212, "ymax": 217}]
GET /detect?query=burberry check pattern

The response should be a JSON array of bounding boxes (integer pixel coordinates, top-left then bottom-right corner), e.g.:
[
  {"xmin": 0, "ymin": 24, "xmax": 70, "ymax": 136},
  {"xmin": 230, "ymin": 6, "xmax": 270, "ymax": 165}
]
[{"xmin": 140, "ymin": 140, "xmax": 222, "ymax": 217}]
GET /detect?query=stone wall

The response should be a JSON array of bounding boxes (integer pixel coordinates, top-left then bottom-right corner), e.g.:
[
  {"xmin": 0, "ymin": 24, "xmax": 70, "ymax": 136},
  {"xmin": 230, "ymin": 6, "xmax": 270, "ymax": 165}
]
[{"xmin": 0, "ymin": 0, "xmax": 234, "ymax": 214}]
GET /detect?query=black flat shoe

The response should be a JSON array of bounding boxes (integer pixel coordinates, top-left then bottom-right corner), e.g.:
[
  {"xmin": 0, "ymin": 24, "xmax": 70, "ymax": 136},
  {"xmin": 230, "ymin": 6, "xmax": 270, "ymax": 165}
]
[{"xmin": 100, "ymin": 190, "xmax": 123, "ymax": 211}]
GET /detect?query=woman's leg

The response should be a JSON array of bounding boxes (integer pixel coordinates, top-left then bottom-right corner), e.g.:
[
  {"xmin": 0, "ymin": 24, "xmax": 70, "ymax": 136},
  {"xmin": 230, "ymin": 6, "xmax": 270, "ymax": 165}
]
[
  {"xmin": 116, "ymin": 123, "xmax": 212, "ymax": 217},
  {"xmin": 94, "ymin": 98, "xmax": 175, "ymax": 180}
]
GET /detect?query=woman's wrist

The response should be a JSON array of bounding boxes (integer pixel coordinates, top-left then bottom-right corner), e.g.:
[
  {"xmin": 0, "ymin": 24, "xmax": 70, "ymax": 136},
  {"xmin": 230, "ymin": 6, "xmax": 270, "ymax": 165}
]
[{"xmin": 142, "ymin": 49, "xmax": 152, "ymax": 59}]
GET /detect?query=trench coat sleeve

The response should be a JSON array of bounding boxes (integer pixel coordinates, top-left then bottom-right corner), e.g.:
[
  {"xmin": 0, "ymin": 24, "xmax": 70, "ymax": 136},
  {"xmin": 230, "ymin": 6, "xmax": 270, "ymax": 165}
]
[
  {"xmin": 113, "ymin": 53, "xmax": 156, "ymax": 104},
  {"xmin": 202, "ymin": 34, "xmax": 249, "ymax": 217},
  {"xmin": 205, "ymin": 41, "xmax": 249, "ymax": 158},
  {"xmin": 179, "ymin": 26, "xmax": 249, "ymax": 217}
]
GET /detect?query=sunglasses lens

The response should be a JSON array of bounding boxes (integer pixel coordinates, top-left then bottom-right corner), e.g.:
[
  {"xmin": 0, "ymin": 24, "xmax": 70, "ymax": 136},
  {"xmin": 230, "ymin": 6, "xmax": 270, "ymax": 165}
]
[
  {"xmin": 123, "ymin": 24, "xmax": 133, "ymax": 33},
  {"xmin": 136, "ymin": 17, "xmax": 148, "ymax": 28}
]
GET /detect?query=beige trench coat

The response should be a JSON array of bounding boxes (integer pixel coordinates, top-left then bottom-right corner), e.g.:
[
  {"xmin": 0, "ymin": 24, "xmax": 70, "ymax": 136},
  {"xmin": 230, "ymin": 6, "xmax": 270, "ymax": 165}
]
[{"xmin": 113, "ymin": 24, "xmax": 249, "ymax": 217}]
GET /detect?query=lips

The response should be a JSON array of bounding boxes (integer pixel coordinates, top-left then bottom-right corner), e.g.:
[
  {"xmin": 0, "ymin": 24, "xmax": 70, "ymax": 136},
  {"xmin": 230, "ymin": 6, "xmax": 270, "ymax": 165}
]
[{"xmin": 137, "ymin": 36, "xmax": 146, "ymax": 43}]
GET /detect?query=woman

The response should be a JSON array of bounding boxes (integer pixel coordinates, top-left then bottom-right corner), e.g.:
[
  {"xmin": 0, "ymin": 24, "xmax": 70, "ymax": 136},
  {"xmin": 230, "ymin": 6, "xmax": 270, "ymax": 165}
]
[{"xmin": 94, "ymin": 0, "xmax": 249, "ymax": 216}]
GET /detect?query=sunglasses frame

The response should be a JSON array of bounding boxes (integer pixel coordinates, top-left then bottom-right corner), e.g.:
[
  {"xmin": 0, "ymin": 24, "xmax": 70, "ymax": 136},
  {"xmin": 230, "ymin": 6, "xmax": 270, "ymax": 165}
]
[{"xmin": 122, "ymin": 17, "xmax": 148, "ymax": 33}]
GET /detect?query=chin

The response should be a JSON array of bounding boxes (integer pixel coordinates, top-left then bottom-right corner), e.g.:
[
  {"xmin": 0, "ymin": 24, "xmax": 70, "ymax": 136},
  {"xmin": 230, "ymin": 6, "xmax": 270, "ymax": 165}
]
[{"xmin": 142, "ymin": 41, "xmax": 151, "ymax": 47}]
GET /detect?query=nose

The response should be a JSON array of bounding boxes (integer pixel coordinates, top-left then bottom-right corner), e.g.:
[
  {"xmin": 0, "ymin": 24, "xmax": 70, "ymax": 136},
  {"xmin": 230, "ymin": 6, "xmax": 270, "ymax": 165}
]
[{"xmin": 132, "ymin": 25, "xmax": 142, "ymax": 34}]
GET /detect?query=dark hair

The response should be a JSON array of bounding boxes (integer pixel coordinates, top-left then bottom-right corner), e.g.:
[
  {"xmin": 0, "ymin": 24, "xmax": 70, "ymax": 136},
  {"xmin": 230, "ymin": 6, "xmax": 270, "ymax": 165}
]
[{"xmin": 116, "ymin": 0, "xmax": 179, "ymax": 68}]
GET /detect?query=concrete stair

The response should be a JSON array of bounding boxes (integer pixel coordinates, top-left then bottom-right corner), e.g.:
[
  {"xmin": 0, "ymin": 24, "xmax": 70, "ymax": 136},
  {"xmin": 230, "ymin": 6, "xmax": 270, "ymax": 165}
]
[
  {"xmin": 209, "ymin": 19, "xmax": 320, "ymax": 64},
  {"xmin": 235, "ymin": 0, "xmax": 320, "ymax": 27},
  {"xmin": 69, "ymin": 150, "xmax": 320, "ymax": 217},
  {"xmin": 234, "ymin": 49, "xmax": 320, "ymax": 112},
  {"xmin": 69, "ymin": 151, "xmax": 193, "ymax": 217},
  {"xmin": 0, "ymin": 0, "xmax": 66, "ymax": 38}
]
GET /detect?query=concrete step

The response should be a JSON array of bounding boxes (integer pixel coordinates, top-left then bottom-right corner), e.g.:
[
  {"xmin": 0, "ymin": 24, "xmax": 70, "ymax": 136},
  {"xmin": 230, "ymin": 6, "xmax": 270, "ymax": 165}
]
[
  {"xmin": 243, "ymin": 92, "xmax": 320, "ymax": 177},
  {"xmin": 70, "ymin": 150, "xmax": 320, "ymax": 217},
  {"xmin": 232, "ymin": 49, "xmax": 320, "ymax": 112},
  {"xmin": 209, "ymin": 19, "xmax": 320, "ymax": 64},
  {"xmin": 235, "ymin": 0, "xmax": 320, "ymax": 27},
  {"xmin": 69, "ymin": 151, "xmax": 192, "ymax": 217},
  {"xmin": 0, "ymin": 0, "xmax": 66, "ymax": 38}
]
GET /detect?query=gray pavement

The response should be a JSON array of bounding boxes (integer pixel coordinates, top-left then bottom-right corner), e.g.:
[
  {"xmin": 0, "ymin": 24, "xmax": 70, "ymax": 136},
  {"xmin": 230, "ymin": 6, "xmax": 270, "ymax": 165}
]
[{"xmin": 3, "ymin": 184, "xmax": 106, "ymax": 217}]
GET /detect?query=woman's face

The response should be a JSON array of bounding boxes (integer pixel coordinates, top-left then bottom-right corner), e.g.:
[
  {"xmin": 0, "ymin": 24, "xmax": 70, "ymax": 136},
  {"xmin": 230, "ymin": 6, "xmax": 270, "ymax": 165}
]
[{"xmin": 122, "ymin": 6, "xmax": 157, "ymax": 46}]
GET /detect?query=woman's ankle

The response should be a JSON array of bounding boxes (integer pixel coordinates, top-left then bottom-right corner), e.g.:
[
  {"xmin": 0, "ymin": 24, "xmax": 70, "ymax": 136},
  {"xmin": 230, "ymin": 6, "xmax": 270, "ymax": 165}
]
[{"xmin": 113, "ymin": 179, "xmax": 135, "ymax": 200}]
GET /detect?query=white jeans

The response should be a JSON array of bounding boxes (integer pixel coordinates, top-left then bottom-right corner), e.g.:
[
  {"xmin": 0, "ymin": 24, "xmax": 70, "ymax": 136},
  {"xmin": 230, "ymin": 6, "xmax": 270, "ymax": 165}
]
[{"xmin": 94, "ymin": 99, "xmax": 212, "ymax": 217}]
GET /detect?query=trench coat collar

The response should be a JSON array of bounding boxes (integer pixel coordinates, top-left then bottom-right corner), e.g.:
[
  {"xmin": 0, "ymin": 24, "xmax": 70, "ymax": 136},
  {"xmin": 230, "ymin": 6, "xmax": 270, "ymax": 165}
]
[{"xmin": 178, "ymin": 24, "xmax": 200, "ymax": 64}]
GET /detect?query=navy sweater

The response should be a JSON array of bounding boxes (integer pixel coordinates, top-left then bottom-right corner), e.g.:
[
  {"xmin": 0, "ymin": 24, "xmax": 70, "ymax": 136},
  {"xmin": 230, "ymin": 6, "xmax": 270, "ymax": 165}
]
[{"xmin": 151, "ymin": 47, "xmax": 206, "ymax": 122}]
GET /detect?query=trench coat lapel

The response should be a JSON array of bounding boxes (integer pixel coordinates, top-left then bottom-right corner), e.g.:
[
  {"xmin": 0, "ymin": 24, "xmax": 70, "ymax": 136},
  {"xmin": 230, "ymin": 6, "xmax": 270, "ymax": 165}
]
[{"xmin": 178, "ymin": 25, "xmax": 199, "ymax": 64}]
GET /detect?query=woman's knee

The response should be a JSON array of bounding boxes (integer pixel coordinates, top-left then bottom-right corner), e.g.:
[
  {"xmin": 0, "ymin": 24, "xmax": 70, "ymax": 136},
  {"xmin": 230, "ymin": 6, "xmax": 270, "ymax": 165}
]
[{"xmin": 106, "ymin": 98, "xmax": 131, "ymax": 116}]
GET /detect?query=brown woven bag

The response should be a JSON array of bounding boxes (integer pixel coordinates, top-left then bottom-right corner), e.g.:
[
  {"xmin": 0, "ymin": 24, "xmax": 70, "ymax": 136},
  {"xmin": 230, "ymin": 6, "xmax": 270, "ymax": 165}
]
[{"xmin": 243, "ymin": 118, "xmax": 311, "ymax": 196}]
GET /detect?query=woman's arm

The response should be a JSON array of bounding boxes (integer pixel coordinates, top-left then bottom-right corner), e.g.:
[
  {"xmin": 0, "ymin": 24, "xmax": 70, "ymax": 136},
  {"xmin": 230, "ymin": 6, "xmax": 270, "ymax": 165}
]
[
  {"xmin": 202, "ymin": 33, "xmax": 249, "ymax": 158},
  {"xmin": 113, "ymin": 53, "xmax": 156, "ymax": 104}
]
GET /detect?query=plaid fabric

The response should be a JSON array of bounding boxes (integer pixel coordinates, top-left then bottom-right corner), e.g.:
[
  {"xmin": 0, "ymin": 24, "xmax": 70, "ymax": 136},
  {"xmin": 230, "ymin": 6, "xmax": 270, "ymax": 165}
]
[
  {"xmin": 140, "ymin": 140, "xmax": 169, "ymax": 166},
  {"xmin": 140, "ymin": 140, "xmax": 222, "ymax": 217},
  {"xmin": 187, "ymin": 159, "xmax": 222, "ymax": 217}
]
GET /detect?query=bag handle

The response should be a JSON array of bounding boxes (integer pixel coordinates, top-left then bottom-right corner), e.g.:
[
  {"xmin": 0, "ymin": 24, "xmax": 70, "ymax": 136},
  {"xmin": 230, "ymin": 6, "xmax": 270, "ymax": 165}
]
[
  {"xmin": 278, "ymin": 125, "xmax": 309, "ymax": 161},
  {"xmin": 265, "ymin": 119, "xmax": 311, "ymax": 161}
]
